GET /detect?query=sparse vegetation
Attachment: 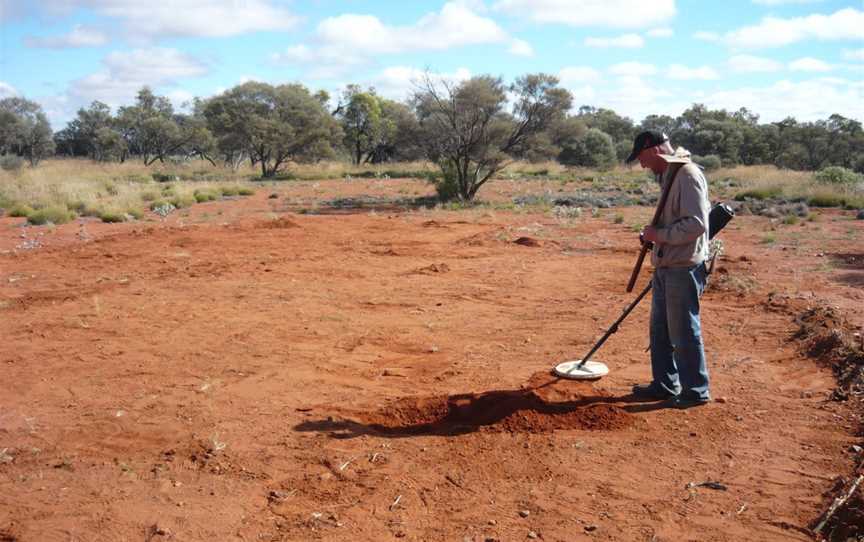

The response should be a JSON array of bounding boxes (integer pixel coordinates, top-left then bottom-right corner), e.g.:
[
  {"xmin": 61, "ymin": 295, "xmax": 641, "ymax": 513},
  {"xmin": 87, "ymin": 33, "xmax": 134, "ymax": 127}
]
[
  {"xmin": 0, "ymin": 159, "xmax": 256, "ymax": 224},
  {"xmin": 27, "ymin": 204, "xmax": 74, "ymax": 225},
  {"xmin": 814, "ymin": 166, "xmax": 863, "ymax": 186}
]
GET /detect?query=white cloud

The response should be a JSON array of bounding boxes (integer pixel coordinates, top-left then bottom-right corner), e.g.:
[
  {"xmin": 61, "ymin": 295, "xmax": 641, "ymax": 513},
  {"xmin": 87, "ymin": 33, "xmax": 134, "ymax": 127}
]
[
  {"xmin": 646, "ymin": 27, "xmax": 673, "ymax": 38},
  {"xmin": 509, "ymin": 39, "xmax": 534, "ymax": 57},
  {"xmin": 723, "ymin": 8, "xmax": 864, "ymax": 48},
  {"xmin": 558, "ymin": 66, "xmax": 602, "ymax": 83},
  {"xmin": 367, "ymin": 66, "xmax": 472, "ymax": 101},
  {"xmin": 592, "ymin": 75, "xmax": 679, "ymax": 120},
  {"xmin": 277, "ymin": 3, "xmax": 513, "ymax": 77},
  {"xmin": 24, "ymin": 24, "xmax": 108, "ymax": 48},
  {"xmin": 315, "ymin": 4, "xmax": 507, "ymax": 54},
  {"xmin": 693, "ymin": 31, "xmax": 720, "ymax": 42},
  {"xmin": 493, "ymin": 0, "xmax": 676, "ymax": 29},
  {"xmin": 0, "ymin": 82, "xmax": 18, "ymax": 98},
  {"xmin": 728, "ymin": 54, "xmax": 782, "ymax": 73},
  {"xmin": 69, "ymin": 48, "xmax": 208, "ymax": 106},
  {"xmin": 584, "ymin": 33, "xmax": 644, "ymax": 48},
  {"xmin": 608, "ymin": 62, "xmax": 657, "ymax": 76},
  {"xmin": 843, "ymin": 48, "xmax": 864, "ymax": 61},
  {"xmin": 789, "ymin": 57, "xmax": 833, "ymax": 72},
  {"xmin": 700, "ymin": 78, "xmax": 863, "ymax": 122},
  {"xmin": 26, "ymin": 0, "xmax": 300, "ymax": 40},
  {"xmin": 752, "ymin": 0, "xmax": 824, "ymax": 5},
  {"xmin": 667, "ymin": 64, "xmax": 720, "ymax": 80}
]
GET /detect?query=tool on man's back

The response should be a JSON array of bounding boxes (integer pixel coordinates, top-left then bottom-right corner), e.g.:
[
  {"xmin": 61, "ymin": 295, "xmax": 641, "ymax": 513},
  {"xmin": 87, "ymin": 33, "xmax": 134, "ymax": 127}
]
[
  {"xmin": 626, "ymin": 163, "xmax": 684, "ymax": 293},
  {"xmin": 554, "ymin": 202, "xmax": 735, "ymax": 381}
]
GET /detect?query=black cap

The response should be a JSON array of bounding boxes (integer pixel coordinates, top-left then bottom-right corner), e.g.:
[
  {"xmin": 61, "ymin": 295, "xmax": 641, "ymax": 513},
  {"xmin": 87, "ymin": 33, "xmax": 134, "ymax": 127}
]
[{"xmin": 625, "ymin": 130, "xmax": 669, "ymax": 163}]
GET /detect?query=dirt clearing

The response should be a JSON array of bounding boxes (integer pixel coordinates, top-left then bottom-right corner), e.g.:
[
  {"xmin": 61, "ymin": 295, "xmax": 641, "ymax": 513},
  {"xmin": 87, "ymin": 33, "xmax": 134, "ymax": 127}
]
[{"xmin": 1, "ymin": 182, "xmax": 862, "ymax": 541}]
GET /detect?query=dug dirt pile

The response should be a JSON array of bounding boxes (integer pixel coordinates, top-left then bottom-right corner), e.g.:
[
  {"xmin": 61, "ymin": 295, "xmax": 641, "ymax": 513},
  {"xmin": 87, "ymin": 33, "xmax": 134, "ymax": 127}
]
[
  {"xmin": 336, "ymin": 372, "xmax": 634, "ymax": 435},
  {"xmin": 793, "ymin": 305, "xmax": 864, "ymax": 540}
]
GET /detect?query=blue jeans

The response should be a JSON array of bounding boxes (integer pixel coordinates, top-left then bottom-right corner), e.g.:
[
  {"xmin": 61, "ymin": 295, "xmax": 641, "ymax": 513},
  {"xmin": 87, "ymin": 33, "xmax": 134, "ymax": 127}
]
[{"xmin": 649, "ymin": 263, "xmax": 710, "ymax": 400}]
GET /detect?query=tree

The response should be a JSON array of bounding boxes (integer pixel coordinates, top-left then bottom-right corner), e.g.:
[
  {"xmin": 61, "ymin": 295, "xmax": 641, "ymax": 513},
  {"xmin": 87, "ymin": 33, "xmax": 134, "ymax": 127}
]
[
  {"xmin": 414, "ymin": 73, "xmax": 571, "ymax": 201},
  {"xmin": 559, "ymin": 128, "xmax": 616, "ymax": 169},
  {"xmin": 367, "ymin": 99, "xmax": 424, "ymax": 163},
  {"xmin": 336, "ymin": 85, "xmax": 385, "ymax": 164},
  {"xmin": 0, "ymin": 97, "xmax": 55, "ymax": 166},
  {"xmin": 577, "ymin": 106, "xmax": 635, "ymax": 153},
  {"xmin": 203, "ymin": 81, "xmax": 341, "ymax": 178},
  {"xmin": 93, "ymin": 126, "xmax": 128, "ymax": 162}
]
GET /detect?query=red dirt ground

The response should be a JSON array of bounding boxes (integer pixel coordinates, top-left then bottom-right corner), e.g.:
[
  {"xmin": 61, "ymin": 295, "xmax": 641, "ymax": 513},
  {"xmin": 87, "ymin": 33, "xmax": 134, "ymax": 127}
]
[{"xmin": 1, "ymin": 179, "xmax": 863, "ymax": 541}]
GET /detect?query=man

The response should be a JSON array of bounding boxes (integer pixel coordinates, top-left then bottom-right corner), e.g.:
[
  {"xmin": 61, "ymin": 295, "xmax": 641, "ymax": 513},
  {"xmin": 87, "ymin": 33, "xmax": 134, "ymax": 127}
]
[{"xmin": 625, "ymin": 131, "xmax": 711, "ymax": 409}]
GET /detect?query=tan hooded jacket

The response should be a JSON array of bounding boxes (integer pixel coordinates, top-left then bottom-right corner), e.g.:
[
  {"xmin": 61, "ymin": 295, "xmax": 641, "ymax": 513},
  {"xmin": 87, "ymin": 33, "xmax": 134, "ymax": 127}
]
[{"xmin": 651, "ymin": 149, "xmax": 710, "ymax": 268}]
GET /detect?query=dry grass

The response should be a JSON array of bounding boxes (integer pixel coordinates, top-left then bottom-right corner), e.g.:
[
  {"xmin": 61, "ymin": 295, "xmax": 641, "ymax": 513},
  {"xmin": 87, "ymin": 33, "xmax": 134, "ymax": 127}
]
[
  {"xmin": 717, "ymin": 165, "xmax": 863, "ymax": 207},
  {"xmin": 0, "ymin": 158, "xmax": 257, "ymax": 223}
]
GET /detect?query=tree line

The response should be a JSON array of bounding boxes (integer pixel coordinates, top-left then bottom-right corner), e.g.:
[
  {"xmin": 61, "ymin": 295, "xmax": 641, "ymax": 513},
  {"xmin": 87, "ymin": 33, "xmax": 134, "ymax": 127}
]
[{"xmin": 1, "ymin": 73, "xmax": 862, "ymax": 200}]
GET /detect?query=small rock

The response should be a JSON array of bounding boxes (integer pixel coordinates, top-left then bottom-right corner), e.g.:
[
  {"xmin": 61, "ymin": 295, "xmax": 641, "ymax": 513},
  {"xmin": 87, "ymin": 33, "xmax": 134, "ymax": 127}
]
[
  {"xmin": 689, "ymin": 431, "xmax": 697, "ymax": 437},
  {"xmin": 268, "ymin": 193, "xmax": 279, "ymax": 199},
  {"xmin": 527, "ymin": 531, "xmax": 538, "ymax": 539},
  {"xmin": 519, "ymin": 509, "xmax": 531, "ymax": 518},
  {"xmin": 851, "ymin": 445, "xmax": 863, "ymax": 454},
  {"xmin": 488, "ymin": 519, "xmax": 497, "ymax": 526},
  {"xmin": 856, "ymin": 210, "xmax": 864, "ymax": 220},
  {"xmin": 152, "ymin": 524, "xmax": 171, "ymax": 536},
  {"xmin": 585, "ymin": 525, "xmax": 598, "ymax": 532},
  {"xmin": 715, "ymin": 397, "xmax": 727, "ymax": 404}
]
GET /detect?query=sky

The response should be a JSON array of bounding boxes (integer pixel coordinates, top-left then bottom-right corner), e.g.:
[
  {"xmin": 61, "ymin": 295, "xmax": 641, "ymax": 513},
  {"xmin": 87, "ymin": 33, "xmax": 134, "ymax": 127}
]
[{"xmin": 0, "ymin": 0, "xmax": 862, "ymax": 130}]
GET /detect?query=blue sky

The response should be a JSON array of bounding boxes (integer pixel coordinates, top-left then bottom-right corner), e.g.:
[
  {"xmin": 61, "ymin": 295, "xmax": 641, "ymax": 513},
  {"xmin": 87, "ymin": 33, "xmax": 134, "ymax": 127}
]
[{"xmin": 0, "ymin": 0, "xmax": 862, "ymax": 130}]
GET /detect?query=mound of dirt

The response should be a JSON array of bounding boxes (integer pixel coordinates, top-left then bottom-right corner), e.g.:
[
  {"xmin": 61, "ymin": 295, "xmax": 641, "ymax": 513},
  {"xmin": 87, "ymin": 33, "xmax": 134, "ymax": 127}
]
[
  {"xmin": 794, "ymin": 305, "xmax": 864, "ymax": 394},
  {"xmin": 344, "ymin": 372, "xmax": 633, "ymax": 434},
  {"xmin": 411, "ymin": 263, "xmax": 450, "ymax": 274},
  {"xmin": 513, "ymin": 236, "xmax": 541, "ymax": 247},
  {"xmin": 257, "ymin": 216, "xmax": 300, "ymax": 229},
  {"xmin": 794, "ymin": 305, "xmax": 864, "ymax": 541}
]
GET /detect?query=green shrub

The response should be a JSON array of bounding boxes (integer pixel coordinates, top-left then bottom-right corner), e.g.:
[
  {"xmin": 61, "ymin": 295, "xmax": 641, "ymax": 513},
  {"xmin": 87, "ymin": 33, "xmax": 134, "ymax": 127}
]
[
  {"xmin": 613, "ymin": 213, "xmax": 624, "ymax": 224},
  {"xmin": 169, "ymin": 194, "xmax": 196, "ymax": 208},
  {"xmin": 126, "ymin": 208, "xmax": 144, "ymax": 220},
  {"xmin": 808, "ymin": 192, "xmax": 846, "ymax": 208},
  {"xmin": 140, "ymin": 190, "xmax": 160, "ymax": 202},
  {"xmin": 9, "ymin": 204, "xmax": 34, "ymax": 218},
  {"xmin": 693, "ymin": 154, "xmax": 722, "ymax": 171},
  {"xmin": 427, "ymin": 164, "xmax": 460, "ymax": 202},
  {"xmin": 194, "ymin": 189, "xmax": 219, "ymax": 203},
  {"xmin": 220, "ymin": 186, "xmax": 240, "ymax": 197},
  {"xmin": 27, "ymin": 205, "xmax": 74, "ymax": 225},
  {"xmin": 0, "ymin": 155, "xmax": 24, "ymax": 172},
  {"xmin": 99, "ymin": 210, "xmax": 125, "ymax": 223},
  {"xmin": 123, "ymin": 174, "xmax": 150, "ymax": 183},
  {"xmin": 782, "ymin": 215, "xmax": 799, "ymax": 225},
  {"xmin": 814, "ymin": 166, "xmax": 863, "ymax": 185},
  {"xmin": 735, "ymin": 186, "xmax": 783, "ymax": 201},
  {"xmin": 237, "ymin": 187, "xmax": 255, "ymax": 196},
  {"xmin": 152, "ymin": 172, "xmax": 180, "ymax": 183}
]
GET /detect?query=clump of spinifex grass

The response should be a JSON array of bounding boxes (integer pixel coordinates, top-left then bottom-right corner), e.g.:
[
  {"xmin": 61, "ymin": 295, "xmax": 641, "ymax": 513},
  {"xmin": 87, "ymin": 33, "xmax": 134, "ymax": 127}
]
[
  {"xmin": 0, "ymin": 158, "xmax": 257, "ymax": 224},
  {"xmin": 723, "ymin": 165, "xmax": 863, "ymax": 210}
]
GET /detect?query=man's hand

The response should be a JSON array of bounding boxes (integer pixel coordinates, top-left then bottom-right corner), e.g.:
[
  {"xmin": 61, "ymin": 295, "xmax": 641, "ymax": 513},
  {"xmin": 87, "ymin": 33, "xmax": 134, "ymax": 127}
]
[{"xmin": 641, "ymin": 225, "xmax": 660, "ymax": 244}]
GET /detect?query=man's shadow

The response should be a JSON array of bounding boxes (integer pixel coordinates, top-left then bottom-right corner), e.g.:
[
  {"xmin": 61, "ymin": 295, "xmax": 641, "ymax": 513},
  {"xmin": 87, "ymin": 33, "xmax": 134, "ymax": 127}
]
[{"xmin": 293, "ymin": 378, "xmax": 674, "ymax": 439}]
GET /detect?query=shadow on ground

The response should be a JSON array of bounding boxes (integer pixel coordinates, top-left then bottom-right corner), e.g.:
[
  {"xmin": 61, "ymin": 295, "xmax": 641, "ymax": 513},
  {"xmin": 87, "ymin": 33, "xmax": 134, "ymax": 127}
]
[{"xmin": 294, "ymin": 380, "xmax": 676, "ymax": 439}]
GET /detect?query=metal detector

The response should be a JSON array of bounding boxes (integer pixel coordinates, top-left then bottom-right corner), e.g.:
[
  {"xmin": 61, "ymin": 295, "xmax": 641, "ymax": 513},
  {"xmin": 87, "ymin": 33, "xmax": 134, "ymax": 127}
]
[{"xmin": 555, "ymin": 203, "xmax": 735, "ymax": 381}]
